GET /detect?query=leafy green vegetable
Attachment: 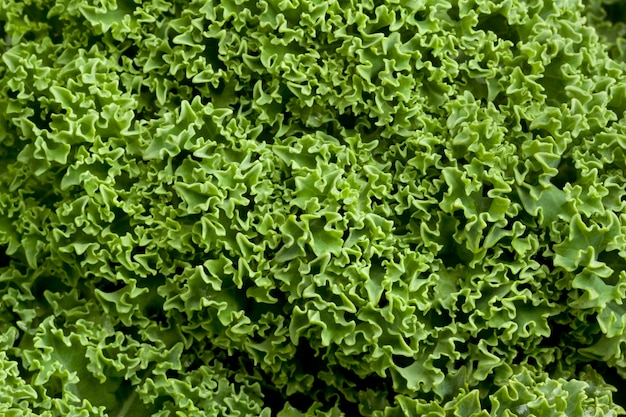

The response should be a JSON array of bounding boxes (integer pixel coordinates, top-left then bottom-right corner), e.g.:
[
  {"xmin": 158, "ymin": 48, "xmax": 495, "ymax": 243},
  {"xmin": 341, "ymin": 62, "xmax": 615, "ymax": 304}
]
[{"xmin": 1, "ymin": 0, "xmax": 626, "ymax": 415}]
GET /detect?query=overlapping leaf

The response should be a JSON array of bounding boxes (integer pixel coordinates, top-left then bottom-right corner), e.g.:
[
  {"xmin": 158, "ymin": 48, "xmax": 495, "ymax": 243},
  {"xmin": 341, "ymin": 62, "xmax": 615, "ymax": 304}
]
[{"xmin": 0, "ymin": 0, "xmax": 626, "ymax": 415}]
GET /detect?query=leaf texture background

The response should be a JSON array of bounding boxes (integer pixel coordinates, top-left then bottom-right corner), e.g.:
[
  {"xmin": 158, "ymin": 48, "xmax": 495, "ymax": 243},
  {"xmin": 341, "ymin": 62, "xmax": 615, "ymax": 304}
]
[{"xmin": 1, "ymin": 0, "xmax": 626, "ymax": 415}]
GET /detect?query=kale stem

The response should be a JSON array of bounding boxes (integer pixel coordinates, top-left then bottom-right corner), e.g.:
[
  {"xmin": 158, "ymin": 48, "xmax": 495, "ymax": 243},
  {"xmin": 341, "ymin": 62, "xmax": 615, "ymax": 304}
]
[{"xmin": 116, "ymin": 389, "xmax": 138, "ymax": 417}]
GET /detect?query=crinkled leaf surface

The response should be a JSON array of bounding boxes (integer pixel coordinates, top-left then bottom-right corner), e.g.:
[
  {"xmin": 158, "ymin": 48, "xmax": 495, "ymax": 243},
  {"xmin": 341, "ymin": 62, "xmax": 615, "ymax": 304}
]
[{"xmin": 0, "ymin": 0, "xmax": 626, "ymax": 416}]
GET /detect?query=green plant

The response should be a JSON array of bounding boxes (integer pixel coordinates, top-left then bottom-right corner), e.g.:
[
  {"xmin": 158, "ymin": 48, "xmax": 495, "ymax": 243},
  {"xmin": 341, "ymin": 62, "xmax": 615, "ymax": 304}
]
[{"xmin": 1, "ymin": 0, "xmax": 626, "ymax": 415}]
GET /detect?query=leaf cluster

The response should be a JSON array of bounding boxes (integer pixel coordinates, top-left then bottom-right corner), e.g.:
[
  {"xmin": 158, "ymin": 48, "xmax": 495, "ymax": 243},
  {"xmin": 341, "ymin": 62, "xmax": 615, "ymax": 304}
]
[{"xmin": 1, "ymin": 0, "xmax": 626, "ymax": 415}]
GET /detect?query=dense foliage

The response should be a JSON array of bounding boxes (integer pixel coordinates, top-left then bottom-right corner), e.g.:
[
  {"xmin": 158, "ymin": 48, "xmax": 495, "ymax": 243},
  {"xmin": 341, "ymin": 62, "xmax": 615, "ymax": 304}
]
[{"xmin": 1, "ymin": 0, "xmax": 626, "ymax": 415}]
